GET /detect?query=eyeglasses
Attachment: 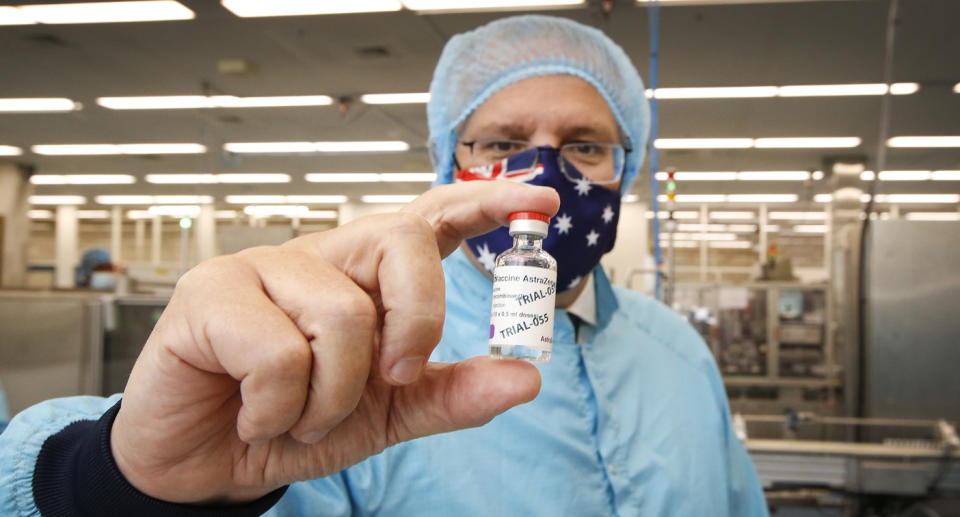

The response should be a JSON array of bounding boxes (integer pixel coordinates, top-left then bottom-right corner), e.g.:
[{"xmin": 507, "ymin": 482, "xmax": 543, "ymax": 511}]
[{"xmin": 459, "ymin": 138, "xmax": 630, "ymax": 185}]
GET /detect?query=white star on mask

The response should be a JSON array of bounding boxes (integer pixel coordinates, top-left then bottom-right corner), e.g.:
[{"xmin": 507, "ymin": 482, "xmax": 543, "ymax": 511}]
[
  {"xmin": 476, "ymin": 242, "xmax": 497, "ymax": 271},
  {"xmin": 601, "ymin": 205, "xmax": 614, "ymax": 223},
  {"xmin": 567, "ymin": 275, "xmax": 583, "ymax": 289},
  {"xmin": 554, "ymin": 213, "xmax": 573, "ymax": 235},
  {"xmin": 573, "ymin": 177, "xmax": 592, "ymax": 196},
  {"xmin": 586, "ymin": 229, "xmax": 600, "ymax": 247}
]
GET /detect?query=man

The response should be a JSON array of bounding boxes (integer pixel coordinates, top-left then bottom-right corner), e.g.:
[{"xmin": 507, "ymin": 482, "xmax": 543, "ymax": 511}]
[{"xmin": 0, "ymin": 15, "xmax": 767, "ymax": 516}]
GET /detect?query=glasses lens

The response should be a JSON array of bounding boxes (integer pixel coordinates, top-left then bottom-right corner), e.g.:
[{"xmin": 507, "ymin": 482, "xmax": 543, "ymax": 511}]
[
  {"xmin": 560, "ymin": 143, "xmax": 624, "ymax": 183},
  {"xmin": 471, "ymin": 139, "xmax": 530, "ymax": 164}
]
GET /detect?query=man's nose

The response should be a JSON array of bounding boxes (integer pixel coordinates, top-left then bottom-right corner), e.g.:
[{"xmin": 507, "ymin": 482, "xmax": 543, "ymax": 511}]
[{"xmin": 527, "ymin": 132, "xmax": 562, "ymax": 150}]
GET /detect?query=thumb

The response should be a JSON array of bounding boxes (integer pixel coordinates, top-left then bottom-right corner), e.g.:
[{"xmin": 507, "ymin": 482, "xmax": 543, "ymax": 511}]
[{"xmin": 385, "ymin": 357, "xmax": 541, "ymax": 445}]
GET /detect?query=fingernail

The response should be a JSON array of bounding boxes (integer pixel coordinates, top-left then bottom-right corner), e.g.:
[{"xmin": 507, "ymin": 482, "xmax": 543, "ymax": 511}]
[
  {"xmin": 390, "ymin": 356, "xmax": 426, "ymax": 384},
  {"xmin": 300, "ymin": 430, "xmax": 327, "ymax": 444}
]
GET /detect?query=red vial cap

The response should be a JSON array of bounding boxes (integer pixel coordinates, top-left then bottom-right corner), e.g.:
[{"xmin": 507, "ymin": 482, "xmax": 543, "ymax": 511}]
[{"xmin": 508, "ymin": 211, "xmax": 550, "ymax": 223}]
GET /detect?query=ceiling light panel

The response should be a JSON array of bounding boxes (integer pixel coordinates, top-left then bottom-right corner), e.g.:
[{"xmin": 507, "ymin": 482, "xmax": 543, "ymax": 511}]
[
  {"xmin": 360, "ymin": 93, "xmax": 431, "ymax": 104},
  {"xmin": 9, "ymin": 1, "xmax": 194, "ymax": 24},
  {"xmin": 28, "ymin": 210, "xmax": 53, "ymax": 219},
  {"xmin": 726, "ymin": 194, "xmax": 799, "ymax": 203},
  {"xmin": 305, "ymin": 173, "xmax": 380, "ymax": 183},
  {"xmin": 243, "ymin": 205, "xmax": 310, "ymax": 216},
  {"xmin": 877, "ymin": 170, "xmax": 931, "ymax": 181},
  {"xmin": 654, "ymin": 138, "xmax": 753, "ymax": 149},
  {"xmin": 29, "ymin": 195, "xmax": 87, "ymax": 205},
  {"xmin": 655, "ymin": 171, "xmax": 738, "ymax": 181},
  {"xmin": 653, "ymin": 86, "xmax": 777, "ymax": 99},
  {"xmin": 222, "ymin": 0, "xmax": 402, "ymax": 17},
  {"xmin": 402, "ymin": 0, "xmax": 584, "ymax": 11},
  {"xmin": 778, "ymin": 83, "xmax": 888, "ymax": 96},
  {"xmin": 874, "ymin": 194, "xmax": 960, "ymax": 204},
  {"xmin": 97, "ymin": 95, "xmax": 332, "ymax": 109},
  {"xmin": 709, "ymin": 211, "xmax": 755, "ymax": 220},
  {"xmin": 31, "ymin": 143, "xmax": 205, "ymax": 155},
  {"xmin": 932, "ymin": 171, "xmax": 960, "ymax": 181},
  {"xmin": 887, "ymin": 136, "xmax": 960, "ymax": 148},
  {"xmin": 95, "ymin": 195, "xmax": 213, "ymax": 205},
  {"xmin": 768, "ymin": 211, "xmax": 826, "ymax": 221},
  {"xmin": 225, "ymin": 195, "xmax": 347, "ymax": 204},
  {"xmin": 147, "ymin": 205, "xmax": 200, "ymax": 216},
  {"xmin": 0, "ymin": 145, "xmax": 24, "ymax": 156},
  {"xmin": 737, "ymin": 171, "xmax": 810, "ymax": 181},
  {"xmin": 904, "ymin": 212, "xmax": 960, "ymax": 221},
  {"xmin": 30, "ymin": 174, "xmax": 136, "ymax": 185},
  {"xmin": 224, "ymin": 141, "xmax": 409, "ymax": 153},
  {"xmin": 754, "ymin": 137, "xmax": 860, "ymax": 148},
  {"xmin": 145, "ymin": 173, "xmax": 290, "ymax": 184},
  {"xmin": 0, "ymin": 98, "xmax": 78, "ymax": 112}
]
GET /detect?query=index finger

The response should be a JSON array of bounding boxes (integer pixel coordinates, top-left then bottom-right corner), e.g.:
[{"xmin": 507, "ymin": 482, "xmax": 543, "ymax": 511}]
[{"xmin": 401, "ymin": 181, "xmax": 560, "ymax": 257}]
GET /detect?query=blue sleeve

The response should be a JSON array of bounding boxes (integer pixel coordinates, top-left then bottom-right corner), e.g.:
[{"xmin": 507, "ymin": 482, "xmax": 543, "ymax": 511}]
[
  {"xmin": 0, "ymin": 381, "xmax": 9, "ymax": 434},
  {"xmin": 1, "ymin": 395, "xmax": 288, "ymax": 516}
]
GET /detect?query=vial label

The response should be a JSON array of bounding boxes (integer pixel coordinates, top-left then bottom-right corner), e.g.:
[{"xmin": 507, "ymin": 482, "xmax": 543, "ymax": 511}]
[{"xmin": 489, "ymin": 265, "xmax": 557, "ymax": 351}]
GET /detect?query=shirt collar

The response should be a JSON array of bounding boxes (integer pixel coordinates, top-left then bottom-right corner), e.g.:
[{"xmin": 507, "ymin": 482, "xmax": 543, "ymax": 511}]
[{"xmin": 565, "ymin": 274, "xmax": 597, "ymax": 326}]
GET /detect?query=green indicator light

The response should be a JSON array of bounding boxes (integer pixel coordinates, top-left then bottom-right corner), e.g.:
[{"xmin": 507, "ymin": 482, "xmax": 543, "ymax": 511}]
[
  {"xmin": 179, "ymin": 217, "xmax": 193, "ymax": 229},
  {"xmin": 666, "ymin": 181, "xmax": 677, "ymax": 193}
]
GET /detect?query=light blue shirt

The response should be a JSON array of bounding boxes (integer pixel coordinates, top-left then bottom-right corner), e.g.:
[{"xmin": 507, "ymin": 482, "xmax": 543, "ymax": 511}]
[
  {"xmin": 0, "ymin": 249, "xmax": 767, "ymax": 516},
  {"xmin": 0, "ymin": 381, "xmax": 8, "ymax": 434}
]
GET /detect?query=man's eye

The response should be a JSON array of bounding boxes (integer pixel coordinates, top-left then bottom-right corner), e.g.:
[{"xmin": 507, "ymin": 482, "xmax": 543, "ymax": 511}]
[
  {"xmin": 483, "ymin": 141, "xmax": 522, "ymax": 152},
  {"xmin": 569, "ymin": 143, "xmax": 602, "ymax": 156}
]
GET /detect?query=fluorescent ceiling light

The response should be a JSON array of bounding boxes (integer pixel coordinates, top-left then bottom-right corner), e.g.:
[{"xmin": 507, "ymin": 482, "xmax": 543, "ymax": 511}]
[
  {"xmin": 30, "ymin": 174, "xmax": 136, "ymax": 185},
  {"xmin": 624, "ymin": 194, "xmax": 639, "ymax": 203},
  {"xmin": 0, "ymin": 145, "xmax": 22, "ymax": 156},
  {"xmin": 661, "ymin": 240, "xmax": 698, "ymax": 248},
  {"xmin": 380, "ymin": 173, "xmax": 437, "ymax": 182},
  {"xmin": 361, "ymin": 195, "xmax": 418, "ymax": 204},
  {"xmin": 300, "ymin": 210, "xmax": 339, "ymax": 219},
  {"xmin": 754, "ymin": 137, "xmax": 860, "ymax": 148},
  {"xmin": 125, "ymin": 210, "xmax": 152, "ymax": 220},
  {"xmin": 905, "ymin": 212, "xmax": 960, "ymax": 221},
  {"xmin": 932, "ymin": 171, "xmax": 960, "ymax": 181},
  {"xmin": 401, "ymin": 0, "xmax": 584, "ymax": 11},
  {"xmin": 708, "ymin": 241, "xmax": 753, "ymax": 249},
  {"xmin": 726, "ymin": 194, "xmax": 799, "ymax": 203},
  {"xmin": 96, "ymin": 195, "xmax": 213, "ymax": 205},
  {"xmin": 778, "ymin": 84, "xmax": 888, "ymax": 97},
  {"xmin": 726, "ymin": 224, "xmax": 758, "ymax": 232},
  {"xmin": 225, "ymin": 141, "xmax": 409, "ymax": 154},
  {"xmin": 874, "ymin": 194, "xmax": 960, "ymax": 204},
  {"xmin": 877, "ymin": 170, "xmax": 931, "ymax": 181},
  {"xmin": 677, "ymin": 223, "xmax": 731, "ymax": 232},
  {"xmin": 243, "ymin": 205, "xmax": 310, "ymax": 217},
  {"xmin": 360, "ymin": 93, "xmax": 431, "ymax": 104},
  {"xmin": 315, "ymin": 141, "xmax": 410, "ymax": 153},
  {"xmin": 654, "ymin": 138, "xmax": 752, "ymax": 149},
  {"xmin": 737, "ymin": 171, "xmax": 810, "ymax": 181},
  {"xmin": 655, "ymin": 171, "xmax": 737, "ymax": 181},
  {"xmin": 653, "ymin": 86, "xmax": 777, "ymax": 99},
  {"xmin": 305, "ymin": 173, "xmax": 380, "ymax": 183},
  {"xmin": 9, "ymin": 1, "xmax": 193, "ymax": 24},
  {"xmin": 31, "ymin": 143, "xmax": 205, "ymax": 155},
  {"xmin": 29, "ymin": 195, "xmax": 87, "ymax": 205},
  {"xmin": 887, "ymin": 136, "xmax": 960, "ymax": 148},
  {"xmin": 0, "ymin": 98, "xmax": 78, "ymax": 112},
  {"xmin": 814, "ymin": 194, "xmax": 833, "ymax": 203},
  {"xmin": 793, "ymin": 225, "xmax": 828, "ymax": 233},
  {"xmin": 860, "ymin": 170, "xmax": 876, "ymax": 181},
  {"xmin": 768, "ymin": 211, "xmax": 826, "ymax": 221},
  {"xmin": 709, "ymin": 211, "xmax": 754, "ymax": 220},
  {"xmin": 955, "ymin": 83, "xmax": 960, "ymax": 94},
  {"xmin": 812, "ymin": 170, "xmax": 825, "ymax": 180},
  {"xmin": 28, "ymin": 209, "xmax": 53, "ymax": 219},
  {"xmin": 148, "ymin": 205, "xmax": 200, "ymax": 216},
  {"xmin": 225, "ymin": 195, "xmax": 347, "ymax": 204},
  {"xmin": 889, "ymin": 83, "xmax": 919, "ymax": 95},
  {"xmin": 97, "ymin": 95, "xmax": 332, "ymax": 110},
  {"xmin": 662, "ymin": 232, "xmax": 737, "ymax": 241},
  {"xmin": 222, "ymin": 0, "xmax": 402, "ymax": 17},
  {"xmin": 145, "ymin": 173, "xmax": 290, "ymax": 184},
  {"xmin": 225, "ymin": 142, "xmax": 316, "ymax": 154},
  {"xmin": 658, "ymin": 194, "xmax": 726, "ymax": 203}
]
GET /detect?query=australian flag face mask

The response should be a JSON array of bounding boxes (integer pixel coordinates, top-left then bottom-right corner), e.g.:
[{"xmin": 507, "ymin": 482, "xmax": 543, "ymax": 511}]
[{"xmin": 455, "ymin": 146, "xmax": 621, "ymax": 292}]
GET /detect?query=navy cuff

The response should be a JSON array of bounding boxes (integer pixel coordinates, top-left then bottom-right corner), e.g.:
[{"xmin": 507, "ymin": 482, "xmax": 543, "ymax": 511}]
[{"xmin": 33, "ymin": 399, "xmax": 288, "ymax": 516}]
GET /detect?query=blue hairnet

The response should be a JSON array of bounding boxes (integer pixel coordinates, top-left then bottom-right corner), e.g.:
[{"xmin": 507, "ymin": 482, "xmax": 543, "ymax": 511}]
[{"xmin": 428, "ymin": 14, "xmax": 650, "ymax": 194}]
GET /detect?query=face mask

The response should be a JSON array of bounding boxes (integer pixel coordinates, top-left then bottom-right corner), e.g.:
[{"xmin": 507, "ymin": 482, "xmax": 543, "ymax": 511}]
[
  {"xmin": 456, "ymin": 146, "xmax": 620, "ymax": 292},
  {"xmin": 89, "ymin": 271, "xmax": 116, "ymax": 291}
]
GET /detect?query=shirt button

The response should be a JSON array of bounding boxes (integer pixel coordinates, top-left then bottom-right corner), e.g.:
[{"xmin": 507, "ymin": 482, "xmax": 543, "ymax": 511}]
[{"xmin": 607, "ymin": 463, "xmax": 618, "ymax": 476}]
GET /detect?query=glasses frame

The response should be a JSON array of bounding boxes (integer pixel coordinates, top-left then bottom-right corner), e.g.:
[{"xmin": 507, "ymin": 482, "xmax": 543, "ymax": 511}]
[{"xmin": 458, "ymin": 138, "xmax": 631, "ymax": 186}]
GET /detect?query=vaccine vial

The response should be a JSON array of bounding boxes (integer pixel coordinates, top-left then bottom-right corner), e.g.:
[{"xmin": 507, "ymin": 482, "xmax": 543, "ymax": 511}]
[{"xmin": 489, "ymin": 211, "xmax": 558, "ymax": 363}]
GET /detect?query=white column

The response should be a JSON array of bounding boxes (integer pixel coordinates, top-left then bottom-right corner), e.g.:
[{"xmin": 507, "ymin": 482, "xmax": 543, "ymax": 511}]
[
  {"xmin": 195, "ymin": 204, "xmax": 216, "ymax": 263},
  {"xmin": 759, "ymin": 204, "xmax": 769, "ymax": 264},
  {"xmin": 0, "ymin": 162, "xmax": 31, "ymax": 287},
  {"xmin": 110, "ymin": 206, "xmax": 122, "ymax": 263},
  {"xmin": 55, "ymin": 205, "xmax": 79, "ymax": 289},
  {"xmin": 151, "ymin": 215, "xmax": 162, "ymax": 265},
  {"xmin": 134, "ymin": 219, "xmax": 145, "ymax": 262},
  {"xmin": 699, "ymin": 204, "xmax": 708, "ymax": 281},
  {"xmin": 889, "ymin": 204, "xmax": 900, "ymax": 220}
]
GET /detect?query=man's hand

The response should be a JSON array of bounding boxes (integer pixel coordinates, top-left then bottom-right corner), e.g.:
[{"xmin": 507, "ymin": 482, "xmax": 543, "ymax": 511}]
[{"xmin": 110, "ymin": 181, "xmax": 560, "ymax": 504}]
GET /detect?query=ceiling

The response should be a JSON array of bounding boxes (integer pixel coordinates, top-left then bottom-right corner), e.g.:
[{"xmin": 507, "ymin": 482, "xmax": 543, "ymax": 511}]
[{"xmin": 2, "ymin": 0, "xmax": 959, "ymax": 209}]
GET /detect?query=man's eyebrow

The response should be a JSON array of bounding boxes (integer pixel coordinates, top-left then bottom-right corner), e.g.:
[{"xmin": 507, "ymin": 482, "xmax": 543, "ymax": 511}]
[
  {"xmin": 463, "ymin": 122, "xmax": 531, "ymax": 140},
  {"xmin": 562, "ymin": 125, "xmax": 617, "ymax": 142}
]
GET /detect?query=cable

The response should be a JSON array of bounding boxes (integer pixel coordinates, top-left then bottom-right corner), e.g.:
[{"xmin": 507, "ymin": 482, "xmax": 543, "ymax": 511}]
[
  {"xmin": 647, "ymin": 1, "xmax": 662, "ymax": 300},
  {"xmin": 856, "ymin": 0, "xmax": 899, "ymax": 433}
]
